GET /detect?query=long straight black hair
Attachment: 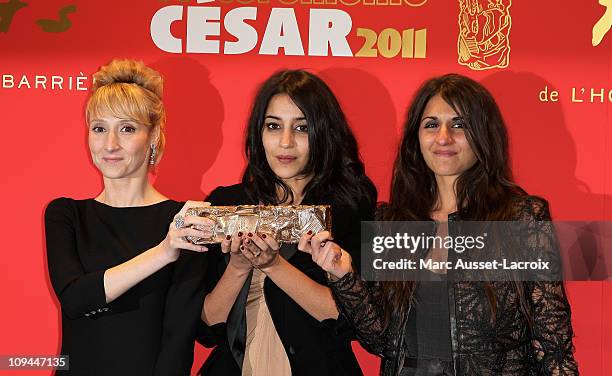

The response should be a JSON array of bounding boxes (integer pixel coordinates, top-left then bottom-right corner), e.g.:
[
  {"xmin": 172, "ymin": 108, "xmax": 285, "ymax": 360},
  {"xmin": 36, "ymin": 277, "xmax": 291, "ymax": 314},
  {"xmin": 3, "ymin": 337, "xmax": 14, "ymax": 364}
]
[
  {"xmin": 242, "ymin": 70, "xmax": 377, "ymax": 209},
  {"xmin": 380, "ymin": 74, "xmax": 531, "ymax": 327}
]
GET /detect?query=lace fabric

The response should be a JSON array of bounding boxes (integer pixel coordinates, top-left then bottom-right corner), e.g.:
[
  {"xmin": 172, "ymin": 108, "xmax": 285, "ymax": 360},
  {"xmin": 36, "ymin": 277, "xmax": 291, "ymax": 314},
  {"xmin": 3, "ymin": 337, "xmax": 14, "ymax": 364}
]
[{"xmin": 329, "ymin": 196, "xmax": 578, "ymax": 376}]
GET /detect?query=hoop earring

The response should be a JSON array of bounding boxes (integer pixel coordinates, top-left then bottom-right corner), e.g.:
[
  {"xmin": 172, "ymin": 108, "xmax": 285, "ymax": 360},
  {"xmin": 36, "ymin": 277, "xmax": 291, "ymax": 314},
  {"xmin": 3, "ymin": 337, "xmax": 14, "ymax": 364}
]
[{"xmin": 149, "ymin": 144, "xmax": 157, "ymax": 165}]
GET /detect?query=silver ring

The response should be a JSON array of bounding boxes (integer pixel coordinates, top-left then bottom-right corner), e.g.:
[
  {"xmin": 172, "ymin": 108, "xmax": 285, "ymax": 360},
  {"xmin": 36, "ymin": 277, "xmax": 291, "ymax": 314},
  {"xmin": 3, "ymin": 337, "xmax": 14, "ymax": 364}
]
[{"xmin": 174, "ymin": 215, "xmax": 185, "ymax": 229}]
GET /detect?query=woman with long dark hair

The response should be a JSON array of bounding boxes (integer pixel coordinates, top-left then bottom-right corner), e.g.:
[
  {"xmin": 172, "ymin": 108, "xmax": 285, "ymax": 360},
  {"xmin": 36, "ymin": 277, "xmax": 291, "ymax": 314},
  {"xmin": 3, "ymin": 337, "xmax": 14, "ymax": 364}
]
[
  {"xmin": 197, "ymin": 70, "xmax": 377, "ymax": 375},
  {"xmin": 301, "ymin": 74, "xmax": 577, "ymax": 375}
]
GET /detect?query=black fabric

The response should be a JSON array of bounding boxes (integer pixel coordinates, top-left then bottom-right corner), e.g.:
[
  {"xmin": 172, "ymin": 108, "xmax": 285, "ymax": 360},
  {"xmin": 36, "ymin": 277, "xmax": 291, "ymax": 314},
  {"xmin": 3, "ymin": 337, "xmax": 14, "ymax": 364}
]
[
  {"xmin": 196, "ymin": 183, "xmax": 373, "ymax": 376},
  {"xmin": 400, "ymin": 358, "xmax": 455, "ymax": 376},
  {"xmin": 405, "ymin": 271, "xmax": 452, "ymax": 361},
  {"xmin": 329, "ymin": 196, "xmax": 578, "ymax": 376},
  {"xmin": 45, "ymin": 198, "xmax": 207, "ymax": 376}
]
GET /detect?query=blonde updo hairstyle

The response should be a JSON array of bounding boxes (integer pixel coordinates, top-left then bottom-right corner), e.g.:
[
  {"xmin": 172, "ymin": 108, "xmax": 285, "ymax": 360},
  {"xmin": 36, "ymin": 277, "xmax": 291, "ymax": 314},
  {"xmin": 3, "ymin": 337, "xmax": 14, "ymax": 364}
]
[{"xmin": 86, "ymin": 59, "xmax": 166, "ymax": 165}]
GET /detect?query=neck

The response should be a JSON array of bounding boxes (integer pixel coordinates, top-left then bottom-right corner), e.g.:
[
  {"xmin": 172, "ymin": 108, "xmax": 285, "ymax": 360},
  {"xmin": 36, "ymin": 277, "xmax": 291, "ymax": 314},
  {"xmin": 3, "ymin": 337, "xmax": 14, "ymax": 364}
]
[
  {"xmin": 278, "ymin": 175, "xmax": 311, "ymax": 205},
  {"xmin": 97, "ymin": 176, "xmax": 165, "ymax": 207},
  {"xmin": 433, "ymin": 175, "xmax": 458, "ymax": 216}
]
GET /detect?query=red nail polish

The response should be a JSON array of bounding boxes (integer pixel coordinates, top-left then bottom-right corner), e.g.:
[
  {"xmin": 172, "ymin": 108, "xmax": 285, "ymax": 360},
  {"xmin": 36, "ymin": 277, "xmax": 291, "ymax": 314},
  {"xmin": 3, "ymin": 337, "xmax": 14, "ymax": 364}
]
[
  {"xmin": 226, "ymin": 235, "xmax": 231, "ymax": 240},
  {"xmin": 238, "ymin": 232, "xmax": 243, "ymax": 237},
  {"xmin": 261, "ymin": 234, "xmax": 267, "ymax": 239},
  {"xmin": 307, "ymin": 230, "xmax": 313, "ymax": 235},
  {"xmin": 247, "ymin": 232, "xmax": 253, "ymax": 237}
]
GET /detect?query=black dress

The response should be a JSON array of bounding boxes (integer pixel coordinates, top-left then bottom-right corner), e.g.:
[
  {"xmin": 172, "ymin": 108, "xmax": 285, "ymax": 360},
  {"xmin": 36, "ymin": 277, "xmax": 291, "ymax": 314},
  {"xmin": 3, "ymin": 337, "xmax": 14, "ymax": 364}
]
[
  {"xmin": 45, "ymin": 198, "xmax": 207, "ymax": 376},
  {"xmin": 196, "ymin": 183, "xmax": 372, "ymax": 376}
]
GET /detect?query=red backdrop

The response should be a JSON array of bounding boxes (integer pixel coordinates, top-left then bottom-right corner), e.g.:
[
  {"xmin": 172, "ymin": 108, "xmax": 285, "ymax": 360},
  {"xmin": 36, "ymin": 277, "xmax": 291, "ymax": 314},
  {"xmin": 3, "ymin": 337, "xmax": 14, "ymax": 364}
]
[{"xmin": 1, "ymin": 0, "xmax": 611, "ymax": 374}]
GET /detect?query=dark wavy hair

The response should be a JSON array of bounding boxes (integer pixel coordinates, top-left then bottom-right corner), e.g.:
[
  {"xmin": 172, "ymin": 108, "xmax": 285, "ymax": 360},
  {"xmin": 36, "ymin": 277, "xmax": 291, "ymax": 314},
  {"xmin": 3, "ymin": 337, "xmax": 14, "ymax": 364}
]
[
  {"xmin": 242, "ymin": 70, "xmax": 377, "ymax": 209},
  {"xmin": 380, "ymin": 74, "xmax": 531, "ymax": 327}
]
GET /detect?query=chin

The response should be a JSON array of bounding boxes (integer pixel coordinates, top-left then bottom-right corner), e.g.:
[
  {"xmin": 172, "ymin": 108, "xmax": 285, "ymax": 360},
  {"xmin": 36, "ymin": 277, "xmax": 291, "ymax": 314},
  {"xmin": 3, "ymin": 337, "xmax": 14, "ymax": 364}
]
[
  {"xmin": 101, "ymin": 172, "xmax": 128, "ymax": 179},
  {"xmin": 270, "ymin": 166, "xmax": 300, "ymax": 180},
  {"xmin": 431, "ymin": 168, "xmax": 462, "ymax": 177},
  {"xmin": 98, "ymin": 166, "xmax": 135, "ymax": 179},
  {"xmin": 275, "ymin": 173, "xmax": 300, "ymax": 181},
  {"xmin": 430, "ymin": 163, "xmax": 462, "ymax": 175}
]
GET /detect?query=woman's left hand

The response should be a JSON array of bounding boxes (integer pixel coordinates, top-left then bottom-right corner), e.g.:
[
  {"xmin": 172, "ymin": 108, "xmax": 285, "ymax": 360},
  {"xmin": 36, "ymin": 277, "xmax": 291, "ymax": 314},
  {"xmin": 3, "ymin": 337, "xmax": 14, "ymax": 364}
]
[
  {"xmin": 159, "ymin": 201, "xmax": 213, "ymax": 262},
  {"xmin": 240, "ymin": 232, "xmax": 281, "ymax": 271},
  {"xmin": 298, "ymin": 230, "xmax": 353, "ymax": 280}
]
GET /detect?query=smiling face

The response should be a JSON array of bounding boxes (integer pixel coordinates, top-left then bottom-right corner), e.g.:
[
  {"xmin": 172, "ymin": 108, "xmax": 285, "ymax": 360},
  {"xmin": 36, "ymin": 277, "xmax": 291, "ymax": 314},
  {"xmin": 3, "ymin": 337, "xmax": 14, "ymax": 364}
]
[
  {"xmin": 88, "ymin": 113, "xmax": 157, "ymax": 181},
  {"xmin": 261, "ymin": 94, "xmax": 310, "ymax": 187},
  {"xmin": 418, "ymin": 94, "xmax": 477, "ymax": 180}
]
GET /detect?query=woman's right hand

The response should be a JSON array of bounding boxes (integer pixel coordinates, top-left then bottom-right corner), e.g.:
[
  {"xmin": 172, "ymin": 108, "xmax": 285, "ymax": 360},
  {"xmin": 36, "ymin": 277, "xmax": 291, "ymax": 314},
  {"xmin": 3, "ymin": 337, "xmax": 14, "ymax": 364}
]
[
  {"xmin": 298, "ymin": 231, "xmax": 353, "ymax": 280},
  {"xmin": 221, "ymin": 232, "xmax": 254, "ymax": 273}
]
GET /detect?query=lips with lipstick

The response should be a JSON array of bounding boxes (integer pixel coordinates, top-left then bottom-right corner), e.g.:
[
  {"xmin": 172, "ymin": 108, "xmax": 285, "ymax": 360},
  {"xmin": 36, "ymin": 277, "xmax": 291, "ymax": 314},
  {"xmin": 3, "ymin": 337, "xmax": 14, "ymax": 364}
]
[
  {"xmin": 432, "ymin": 150, "xmax": 458, "ymax": 157},
  {"xmin": 276, "ymin": 154, "xmax": 297, "ymax": 164}
]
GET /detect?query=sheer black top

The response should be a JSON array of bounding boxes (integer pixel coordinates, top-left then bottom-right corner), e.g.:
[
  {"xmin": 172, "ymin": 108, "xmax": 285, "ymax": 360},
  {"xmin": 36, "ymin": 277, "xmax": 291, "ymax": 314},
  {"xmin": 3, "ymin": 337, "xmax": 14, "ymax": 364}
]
[{"xmin": 329, "ymin": 196, "xmax": 578, "ymax": 376}]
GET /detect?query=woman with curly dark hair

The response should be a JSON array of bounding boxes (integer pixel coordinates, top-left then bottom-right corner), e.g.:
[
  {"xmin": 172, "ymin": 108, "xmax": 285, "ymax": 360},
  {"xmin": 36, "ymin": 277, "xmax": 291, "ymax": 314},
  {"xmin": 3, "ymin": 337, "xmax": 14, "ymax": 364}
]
[
  {"xmin": 197, "ymin": 70, "xmax": 377, "ymax": 376},
  {"xmin": 300, "ymin": 74, "xmax": 578, "ymax": 375}
]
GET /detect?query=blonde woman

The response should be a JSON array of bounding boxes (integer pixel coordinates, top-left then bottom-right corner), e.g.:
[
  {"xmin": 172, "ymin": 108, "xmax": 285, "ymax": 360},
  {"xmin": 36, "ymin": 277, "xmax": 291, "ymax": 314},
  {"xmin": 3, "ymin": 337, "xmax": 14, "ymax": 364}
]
[{"xmin": 45, "ymin": 59, "xmax": 211, "ymax": 375}]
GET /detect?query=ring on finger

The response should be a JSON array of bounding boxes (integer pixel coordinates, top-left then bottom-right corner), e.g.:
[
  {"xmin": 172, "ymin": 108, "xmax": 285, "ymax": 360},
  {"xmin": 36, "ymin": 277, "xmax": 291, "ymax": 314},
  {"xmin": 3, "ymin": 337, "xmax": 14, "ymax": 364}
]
[{"xmin": 174, "ymin": 215, "xmax": 185, "ymax": 229}]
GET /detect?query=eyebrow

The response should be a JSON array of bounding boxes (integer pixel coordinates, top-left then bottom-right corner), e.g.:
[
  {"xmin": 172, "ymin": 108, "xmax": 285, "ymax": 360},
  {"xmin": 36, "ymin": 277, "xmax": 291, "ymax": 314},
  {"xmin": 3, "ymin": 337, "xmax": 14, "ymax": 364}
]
[
  {"xmin": 89, "ymin": 119, "xmax": 138, "ymax": 126},
  {"xmin": 421, "ymin": 116, "xmax": 464, "ymax": 122},
  {"xmin": 265, "ymin": 115, "xmax": 306, "ymax": 121}
]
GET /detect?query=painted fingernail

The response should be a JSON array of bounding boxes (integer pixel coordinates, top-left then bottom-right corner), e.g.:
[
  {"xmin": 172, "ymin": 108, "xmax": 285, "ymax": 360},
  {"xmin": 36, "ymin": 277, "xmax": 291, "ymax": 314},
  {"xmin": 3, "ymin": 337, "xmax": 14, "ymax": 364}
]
[
  {"xmin": 226, "ymin": 235, "xmax": 231, "ymax": 241},
  {"xmin": 261, "ymin": 234, "xmax": 267, "ymax": 239},
  {"xmin": 238, "ymin": 232, "xmax": 243, "ymax": 237},
  {"xmin": 247, "ymin": 232, "xmax": 253, "ymax": 237},
  {"xmin": 307, "ymin": 230, "xmax": 313, "ymax": 235}
]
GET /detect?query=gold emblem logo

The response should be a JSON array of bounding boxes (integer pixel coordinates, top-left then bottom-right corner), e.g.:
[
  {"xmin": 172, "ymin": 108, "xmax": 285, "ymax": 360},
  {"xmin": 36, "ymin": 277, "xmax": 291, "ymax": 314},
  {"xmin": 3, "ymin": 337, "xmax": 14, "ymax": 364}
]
[
  {"xmin": 0, "ymin": 0, "xmax": 27, "ymax": 33},
  {"xmin": 458, "ymin": 0, "xmax": 512, "ymax": 70},
  {"xmin": 0, "ymin": 0, "xmax": 76, "ymax": 33},
  {"xmin": 35, "ymin": 4, "xmax": 76, "ymax": 33},
  {"xmin": 593, "ymin": 0, "xmax": 612, "ymax": 46}
]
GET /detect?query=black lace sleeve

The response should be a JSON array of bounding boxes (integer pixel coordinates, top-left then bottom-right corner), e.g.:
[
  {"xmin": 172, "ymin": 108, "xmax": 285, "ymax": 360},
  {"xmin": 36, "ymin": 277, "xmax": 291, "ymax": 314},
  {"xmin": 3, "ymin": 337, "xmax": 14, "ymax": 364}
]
[
  {"xmin": 328, "ymin": 272, "xmax": 388, "ymax": 356},
  {"xmin": 518, "ymin": 197, "xmax": 578, "ymax": 375}
]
